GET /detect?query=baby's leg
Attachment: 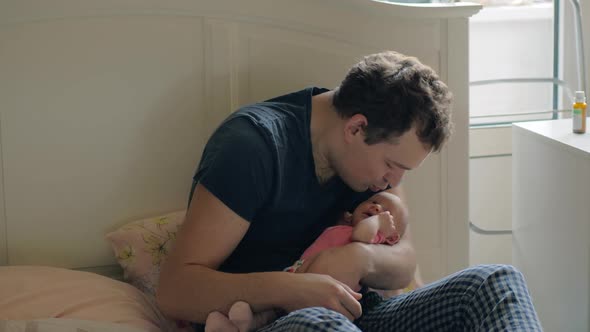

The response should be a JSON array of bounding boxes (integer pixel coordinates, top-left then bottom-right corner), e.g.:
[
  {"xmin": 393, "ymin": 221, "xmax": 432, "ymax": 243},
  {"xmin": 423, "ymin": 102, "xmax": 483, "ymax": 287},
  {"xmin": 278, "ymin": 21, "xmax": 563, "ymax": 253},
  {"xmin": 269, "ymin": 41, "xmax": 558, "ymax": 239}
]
[
  {"xmin": 229, "ymin": 301, "xmax": 278, "ymax": 332},
  {"xmin": 205, "ymin": 311, "xmax": 238, "ymax": 332}
]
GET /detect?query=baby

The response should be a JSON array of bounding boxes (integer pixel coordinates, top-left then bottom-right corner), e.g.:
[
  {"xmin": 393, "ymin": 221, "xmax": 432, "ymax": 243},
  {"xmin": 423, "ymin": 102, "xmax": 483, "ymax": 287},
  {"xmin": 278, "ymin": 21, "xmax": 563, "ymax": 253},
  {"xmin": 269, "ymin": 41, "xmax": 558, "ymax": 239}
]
[{"xmin": 205, "ymin": 191, "xmax": 408, "ymax": 332}]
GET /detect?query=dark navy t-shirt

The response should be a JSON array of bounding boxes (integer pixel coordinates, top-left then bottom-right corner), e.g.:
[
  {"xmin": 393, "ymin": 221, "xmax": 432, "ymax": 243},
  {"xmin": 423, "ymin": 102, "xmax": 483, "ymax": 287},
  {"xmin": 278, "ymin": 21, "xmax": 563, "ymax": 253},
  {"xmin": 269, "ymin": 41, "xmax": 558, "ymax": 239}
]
[{"xmin": 192, "ymin": 87, "xmax": 373, "ymax": 273}]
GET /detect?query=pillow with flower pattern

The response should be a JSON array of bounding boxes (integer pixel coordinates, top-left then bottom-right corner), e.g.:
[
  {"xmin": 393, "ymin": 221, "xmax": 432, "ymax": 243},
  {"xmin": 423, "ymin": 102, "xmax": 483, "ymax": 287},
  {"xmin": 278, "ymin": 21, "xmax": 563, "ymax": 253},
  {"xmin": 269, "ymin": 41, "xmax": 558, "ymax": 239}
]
[{"xmin": 106, "ymin": 210, "xmax": 186, "ymax": 298}]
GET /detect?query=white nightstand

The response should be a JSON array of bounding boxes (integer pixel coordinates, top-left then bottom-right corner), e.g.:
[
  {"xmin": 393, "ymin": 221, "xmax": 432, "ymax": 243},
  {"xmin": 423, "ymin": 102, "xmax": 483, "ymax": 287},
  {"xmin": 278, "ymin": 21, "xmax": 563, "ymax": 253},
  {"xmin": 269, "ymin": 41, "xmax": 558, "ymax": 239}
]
[{"xmin": 512, "ymin": 119, "xmax": 590, "ymax": 331}]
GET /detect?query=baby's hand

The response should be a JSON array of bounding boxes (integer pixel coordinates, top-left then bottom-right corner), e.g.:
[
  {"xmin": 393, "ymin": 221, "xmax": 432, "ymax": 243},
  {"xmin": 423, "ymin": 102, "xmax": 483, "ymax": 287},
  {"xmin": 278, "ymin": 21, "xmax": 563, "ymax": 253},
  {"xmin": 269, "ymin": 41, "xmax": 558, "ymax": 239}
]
[
  {"xmin": 352, "ymin": 212, "xmax": 400, "ymax": 245},
  {"xmin": 376, "ymin": 211, "xmax": 397, "ymax": 238}
]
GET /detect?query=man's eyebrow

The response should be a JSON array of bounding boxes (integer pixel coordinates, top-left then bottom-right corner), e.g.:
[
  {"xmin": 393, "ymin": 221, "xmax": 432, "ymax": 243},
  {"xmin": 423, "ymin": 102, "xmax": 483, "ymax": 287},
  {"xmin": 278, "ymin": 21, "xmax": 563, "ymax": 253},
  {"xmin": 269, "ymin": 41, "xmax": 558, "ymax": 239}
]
[{"xmin": 389, "ymin": 159, "xmax": 412, "ymax": 171}]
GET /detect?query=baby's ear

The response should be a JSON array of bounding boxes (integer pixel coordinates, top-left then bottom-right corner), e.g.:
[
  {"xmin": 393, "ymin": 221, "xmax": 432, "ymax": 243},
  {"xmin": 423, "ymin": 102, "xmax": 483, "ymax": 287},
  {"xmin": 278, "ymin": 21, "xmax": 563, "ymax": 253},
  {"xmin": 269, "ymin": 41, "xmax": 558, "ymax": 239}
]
[
  {"xmin": 343, "ymin": 212, "xmax": 353, "ymax": 224},
  {"xmin": 337, "ymin": 211, "xmax": 353, "ymax": 226}
]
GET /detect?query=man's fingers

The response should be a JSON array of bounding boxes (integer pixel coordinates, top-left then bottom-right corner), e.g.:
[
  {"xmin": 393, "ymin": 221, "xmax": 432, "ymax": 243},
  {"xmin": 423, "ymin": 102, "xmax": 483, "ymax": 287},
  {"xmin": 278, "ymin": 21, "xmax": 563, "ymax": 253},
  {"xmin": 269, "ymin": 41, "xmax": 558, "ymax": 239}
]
[
  {"xmin": 327, "ymin": 280, "xmax": 363, "ymax": 320},
  {"xmin": 338, "ymin": 305, "xmax": 356, "ymax": 322},
  {"xmin": 338, "ymin": 280, "xmax": 363, "ymax": 300},
  {"xmin": 336, "ymin": 285, "xmax": 362, "ymax": 319},
  {"xmin": 339, "ymin": 296, "xmax": 362, "ymax": 320}
]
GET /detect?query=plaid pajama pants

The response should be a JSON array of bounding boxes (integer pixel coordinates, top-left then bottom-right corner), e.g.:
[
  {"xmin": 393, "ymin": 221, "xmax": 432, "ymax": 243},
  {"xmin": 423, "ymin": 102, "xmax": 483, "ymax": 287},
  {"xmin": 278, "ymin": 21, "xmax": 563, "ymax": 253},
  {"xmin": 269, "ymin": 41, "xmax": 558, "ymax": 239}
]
[{"xmin": 256, "ymin": 264, "xmax": 542, "ymax": 332}]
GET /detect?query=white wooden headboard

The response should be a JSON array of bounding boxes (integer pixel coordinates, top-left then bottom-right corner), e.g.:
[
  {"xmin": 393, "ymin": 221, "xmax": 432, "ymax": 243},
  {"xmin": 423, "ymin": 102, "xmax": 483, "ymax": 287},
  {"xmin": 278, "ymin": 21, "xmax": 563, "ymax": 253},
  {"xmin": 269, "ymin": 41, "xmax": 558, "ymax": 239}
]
[{"xmin": 0, "ymin": 0, "xmax": 481, "ymax": 282}]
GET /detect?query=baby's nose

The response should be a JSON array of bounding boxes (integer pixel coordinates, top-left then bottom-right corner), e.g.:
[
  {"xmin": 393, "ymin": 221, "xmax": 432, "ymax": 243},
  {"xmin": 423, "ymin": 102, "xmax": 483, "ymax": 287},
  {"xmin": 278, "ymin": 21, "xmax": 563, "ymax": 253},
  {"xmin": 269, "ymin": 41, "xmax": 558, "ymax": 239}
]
[{"xmin": 369, "ymin": 204, "xmax": 382, "ymax": 214}]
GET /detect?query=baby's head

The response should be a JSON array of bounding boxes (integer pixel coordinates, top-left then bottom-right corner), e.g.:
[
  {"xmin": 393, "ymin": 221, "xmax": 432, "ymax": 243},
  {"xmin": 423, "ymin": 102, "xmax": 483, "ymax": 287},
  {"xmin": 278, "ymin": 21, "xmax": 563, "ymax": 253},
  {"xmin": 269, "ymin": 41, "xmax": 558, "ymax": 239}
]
[{"xmin": 351, "ymin": 192, "xmax": 408, "ymax": 237}]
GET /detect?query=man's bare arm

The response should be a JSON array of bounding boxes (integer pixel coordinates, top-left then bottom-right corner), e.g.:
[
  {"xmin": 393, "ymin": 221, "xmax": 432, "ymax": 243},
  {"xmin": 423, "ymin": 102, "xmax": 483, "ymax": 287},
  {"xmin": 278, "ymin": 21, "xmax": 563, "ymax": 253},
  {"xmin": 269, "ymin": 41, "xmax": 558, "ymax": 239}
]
[
  {"xmin": 157, "ymin": 184, "xmax": 282, "ymax": 322},
  {"xmin": 358, "ymin": 224, "xmax": 416, "ymax": 290},
  {"xmin": 157, "ymin": 184, "xmax": 363, "ymax": 323}
]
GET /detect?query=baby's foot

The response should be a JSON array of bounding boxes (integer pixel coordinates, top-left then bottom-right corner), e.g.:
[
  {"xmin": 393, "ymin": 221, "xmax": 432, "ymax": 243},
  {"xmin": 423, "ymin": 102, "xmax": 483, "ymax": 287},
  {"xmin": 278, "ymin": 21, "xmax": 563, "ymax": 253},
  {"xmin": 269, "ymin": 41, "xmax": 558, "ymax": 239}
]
[
  {"xmin": 205, "ymin": 311, "xmax": 239, "ymax": 332},
  {"xmin": 228, "ymin": 301, "xmax": 255, "ymax": 332}
]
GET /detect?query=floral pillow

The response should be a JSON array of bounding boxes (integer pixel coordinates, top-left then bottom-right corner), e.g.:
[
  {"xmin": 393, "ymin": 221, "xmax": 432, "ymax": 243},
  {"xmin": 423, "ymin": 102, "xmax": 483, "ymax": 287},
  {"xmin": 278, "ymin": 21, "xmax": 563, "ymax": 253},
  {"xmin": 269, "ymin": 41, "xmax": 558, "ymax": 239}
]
[{"xmin": 106, "ymin": 210, "xmax": 186, "ymax": 297}]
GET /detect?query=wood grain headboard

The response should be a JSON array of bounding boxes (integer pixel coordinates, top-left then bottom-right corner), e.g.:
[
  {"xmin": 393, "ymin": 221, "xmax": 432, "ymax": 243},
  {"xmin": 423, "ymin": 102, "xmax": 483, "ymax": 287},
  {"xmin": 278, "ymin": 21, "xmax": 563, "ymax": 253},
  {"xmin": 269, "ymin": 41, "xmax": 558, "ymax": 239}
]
[{"xmin": 0, "ymin": 0, "xmax": 481, "ymax": 282}]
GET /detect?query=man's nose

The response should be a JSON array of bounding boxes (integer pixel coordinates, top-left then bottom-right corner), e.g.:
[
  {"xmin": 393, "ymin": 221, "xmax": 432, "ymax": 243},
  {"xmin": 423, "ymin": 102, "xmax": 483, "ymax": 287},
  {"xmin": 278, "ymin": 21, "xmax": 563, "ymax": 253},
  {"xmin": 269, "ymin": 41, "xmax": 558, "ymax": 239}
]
[{"xmin": 384, "ymin": 170, "xmax": 405, "ymax": 188}]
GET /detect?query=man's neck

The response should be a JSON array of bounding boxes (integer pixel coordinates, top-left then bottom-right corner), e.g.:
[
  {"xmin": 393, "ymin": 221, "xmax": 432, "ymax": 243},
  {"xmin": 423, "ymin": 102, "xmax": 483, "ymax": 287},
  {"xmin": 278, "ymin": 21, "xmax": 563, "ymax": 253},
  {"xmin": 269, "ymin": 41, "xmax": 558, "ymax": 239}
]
[{"xmin": 310, "ymin": 91, "xmax": 338, "ymax": 184}]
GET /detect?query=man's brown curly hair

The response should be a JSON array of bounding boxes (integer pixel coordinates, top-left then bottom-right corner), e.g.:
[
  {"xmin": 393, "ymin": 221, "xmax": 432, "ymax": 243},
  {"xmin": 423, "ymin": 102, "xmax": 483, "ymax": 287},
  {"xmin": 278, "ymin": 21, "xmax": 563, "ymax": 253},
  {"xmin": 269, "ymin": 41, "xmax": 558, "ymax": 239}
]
[{"xmin": 333, "ymin": 51, "xmax": 453, "ymax": 152}]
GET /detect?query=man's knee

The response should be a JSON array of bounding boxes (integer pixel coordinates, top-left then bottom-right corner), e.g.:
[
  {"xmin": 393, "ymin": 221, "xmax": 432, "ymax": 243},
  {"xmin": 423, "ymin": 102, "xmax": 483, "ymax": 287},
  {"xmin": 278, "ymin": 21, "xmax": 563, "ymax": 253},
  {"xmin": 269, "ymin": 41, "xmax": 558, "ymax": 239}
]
[
  {"xmin": 470, "ymin": 264, "xmax": 525, "ymax": 281},
  {"xmin": 462, "ymin": 264, "xmax": 531, "ymax": 298},
  {"xmin": 287, "ymin": 306, "xmax": 349, "ymax": 321},
  {"xmin": 279, "ymin": 307, "xmax": 358, "ymax": 330}
]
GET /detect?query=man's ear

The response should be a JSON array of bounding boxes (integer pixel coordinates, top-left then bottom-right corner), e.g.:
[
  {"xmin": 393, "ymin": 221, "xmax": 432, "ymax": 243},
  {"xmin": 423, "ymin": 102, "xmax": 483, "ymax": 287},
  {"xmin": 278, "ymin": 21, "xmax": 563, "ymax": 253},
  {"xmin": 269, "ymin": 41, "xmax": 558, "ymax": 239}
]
[{"xmin": 344, "ymin": 114, "xmax": 367, "ymax": 143}]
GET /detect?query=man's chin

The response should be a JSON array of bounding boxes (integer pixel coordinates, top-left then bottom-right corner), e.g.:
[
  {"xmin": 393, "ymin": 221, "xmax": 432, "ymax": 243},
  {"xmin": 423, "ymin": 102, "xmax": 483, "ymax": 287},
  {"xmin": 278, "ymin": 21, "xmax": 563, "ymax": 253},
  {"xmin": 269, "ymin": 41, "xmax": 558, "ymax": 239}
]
[
  {"xmin": 357, "ymin": 185, "xmax": 379, "ymax": 193},
  {"xmin": 344, "ymin": 182, "xmax": 367, "ymax": 192},
  {"xmin": 342, "ymin": 180, "xmax": 374, "ymax": 192},
  {"xmin": 369, "ymin": 185, "xmax": 382, "ymax": 192}
]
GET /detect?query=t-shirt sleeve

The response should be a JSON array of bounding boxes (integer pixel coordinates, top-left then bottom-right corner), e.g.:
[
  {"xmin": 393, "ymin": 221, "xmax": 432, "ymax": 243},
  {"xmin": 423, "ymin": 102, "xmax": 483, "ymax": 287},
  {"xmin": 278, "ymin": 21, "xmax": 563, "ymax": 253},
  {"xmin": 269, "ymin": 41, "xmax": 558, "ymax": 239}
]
[{"xmin": 194, "ymin": 117, "xmax": 274, "ymax": 222}]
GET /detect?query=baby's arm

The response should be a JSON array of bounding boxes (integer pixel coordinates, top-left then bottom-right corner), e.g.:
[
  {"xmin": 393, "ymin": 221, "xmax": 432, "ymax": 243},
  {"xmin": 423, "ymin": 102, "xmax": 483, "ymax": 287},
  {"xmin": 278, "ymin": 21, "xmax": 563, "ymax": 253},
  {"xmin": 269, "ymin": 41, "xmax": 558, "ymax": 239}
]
[{"xmin": 351, "ymin": 212, "xmax": 397, "ymax": 244}]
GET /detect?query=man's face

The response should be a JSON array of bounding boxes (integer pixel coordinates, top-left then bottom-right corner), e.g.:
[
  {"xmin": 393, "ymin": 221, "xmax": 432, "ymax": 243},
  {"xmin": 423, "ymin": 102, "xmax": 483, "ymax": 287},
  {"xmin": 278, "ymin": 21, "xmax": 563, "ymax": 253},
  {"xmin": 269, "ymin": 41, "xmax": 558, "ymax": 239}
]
[{"xmin": 336, "ymin": 121, "xmax": 431, "ymax": 193}]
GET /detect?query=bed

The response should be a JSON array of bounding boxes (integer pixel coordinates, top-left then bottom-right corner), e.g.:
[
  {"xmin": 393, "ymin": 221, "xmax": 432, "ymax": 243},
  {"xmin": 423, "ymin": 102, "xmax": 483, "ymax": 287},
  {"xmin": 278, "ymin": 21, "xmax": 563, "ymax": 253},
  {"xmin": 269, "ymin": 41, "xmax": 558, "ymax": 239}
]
[{"xmin": 0, "ymin": 0, "xmax": 481, "ymax": 330}]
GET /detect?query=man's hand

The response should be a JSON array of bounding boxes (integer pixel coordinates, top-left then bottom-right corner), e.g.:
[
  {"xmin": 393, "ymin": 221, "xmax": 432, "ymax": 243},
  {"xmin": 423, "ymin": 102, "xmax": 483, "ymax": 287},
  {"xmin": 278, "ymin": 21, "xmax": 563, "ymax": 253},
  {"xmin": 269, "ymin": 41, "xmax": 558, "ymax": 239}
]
[{"xmin": 280, "ymin": 272, "xmax": 363, "ymax": 321}]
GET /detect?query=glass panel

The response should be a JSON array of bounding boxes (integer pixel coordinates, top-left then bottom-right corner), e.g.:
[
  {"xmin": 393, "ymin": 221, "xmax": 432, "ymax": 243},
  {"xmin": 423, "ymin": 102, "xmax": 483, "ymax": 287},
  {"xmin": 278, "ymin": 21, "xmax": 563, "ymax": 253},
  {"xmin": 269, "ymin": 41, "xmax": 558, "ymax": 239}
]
[{"xmin": 468, "ymin": 1, "xmax": 557, "ymax": 125}]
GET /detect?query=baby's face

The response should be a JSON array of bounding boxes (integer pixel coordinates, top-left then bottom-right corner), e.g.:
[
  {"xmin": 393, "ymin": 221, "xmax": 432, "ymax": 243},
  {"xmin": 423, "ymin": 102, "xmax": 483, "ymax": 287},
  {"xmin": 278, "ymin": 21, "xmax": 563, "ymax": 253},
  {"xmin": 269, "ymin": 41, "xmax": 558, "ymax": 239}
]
[{"xmin": 351, "ymin": 192, "xmax": 406, "ymax": 233}]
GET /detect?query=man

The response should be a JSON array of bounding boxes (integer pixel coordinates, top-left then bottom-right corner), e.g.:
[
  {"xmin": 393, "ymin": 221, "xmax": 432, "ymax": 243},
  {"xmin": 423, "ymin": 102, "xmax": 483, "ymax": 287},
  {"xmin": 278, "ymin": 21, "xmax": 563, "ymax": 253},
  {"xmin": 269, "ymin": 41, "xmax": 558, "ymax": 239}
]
[{"xmin": 157, "ymin": 51, "xmax": 542, "ymax": 331}]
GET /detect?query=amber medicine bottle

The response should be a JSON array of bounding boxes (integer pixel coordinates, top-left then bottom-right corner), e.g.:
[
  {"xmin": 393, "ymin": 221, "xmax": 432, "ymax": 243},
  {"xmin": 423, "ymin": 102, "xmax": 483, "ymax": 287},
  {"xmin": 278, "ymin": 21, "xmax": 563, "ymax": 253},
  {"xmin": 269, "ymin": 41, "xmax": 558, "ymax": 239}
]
[{"xmin": 573, "ymin": 91, "xmax": 586, "ymax": 134}]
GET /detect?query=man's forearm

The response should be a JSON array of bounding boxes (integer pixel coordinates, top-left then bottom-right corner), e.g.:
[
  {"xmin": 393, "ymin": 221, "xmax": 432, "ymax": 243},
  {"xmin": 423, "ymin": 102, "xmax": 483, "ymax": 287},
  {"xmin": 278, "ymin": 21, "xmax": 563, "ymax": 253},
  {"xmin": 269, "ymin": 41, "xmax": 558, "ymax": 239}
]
[
  {"xmin": 307, "ymin": 241, "xmax": 416, "ymax": 291},
  {"xmin": 157, "ymin": 263, "xmax": 290, "ymax": 323},
  {"xmin": 360, "ymin": 241, "xmax": 416, "ymax": 290}
]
